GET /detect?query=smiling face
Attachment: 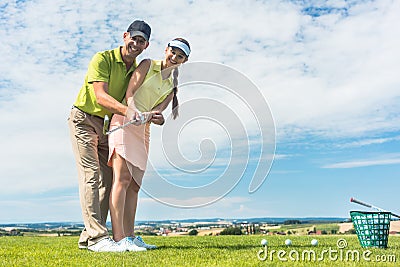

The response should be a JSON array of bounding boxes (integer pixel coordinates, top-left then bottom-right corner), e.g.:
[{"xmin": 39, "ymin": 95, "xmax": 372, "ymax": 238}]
[
  {"xmin": 163, "ymin": 46, "xmax": 188, "ymax": 68},
  {"xmin": 122, "ymin": 32, "xmax": 149, "ymax": 60}
]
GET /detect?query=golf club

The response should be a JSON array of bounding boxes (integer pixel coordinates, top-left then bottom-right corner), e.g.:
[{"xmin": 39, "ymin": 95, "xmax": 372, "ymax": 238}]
[
  {"xmin": 103, "ymin": 114, "xmax": 145, "ymax": 135},
  {"xmin": 350, "ymin": 197, "xmax": 400, "ymax": 219}
]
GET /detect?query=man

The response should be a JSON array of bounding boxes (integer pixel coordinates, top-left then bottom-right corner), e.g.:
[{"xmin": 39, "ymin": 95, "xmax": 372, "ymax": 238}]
[{"xmin": 68, "ymin": 20, "xmax": 151, "ymax": 252}]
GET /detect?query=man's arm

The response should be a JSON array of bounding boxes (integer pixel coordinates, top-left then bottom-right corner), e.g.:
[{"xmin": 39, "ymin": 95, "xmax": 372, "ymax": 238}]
[{"xmin": 93, "ymin": 82, "xmax": 129, "ymax": 116}]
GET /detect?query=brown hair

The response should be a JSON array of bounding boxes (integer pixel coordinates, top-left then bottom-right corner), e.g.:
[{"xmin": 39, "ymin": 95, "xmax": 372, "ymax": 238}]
[{"xmin": 171, "ymin": 38, "xmax": 190, "ymax": 119}]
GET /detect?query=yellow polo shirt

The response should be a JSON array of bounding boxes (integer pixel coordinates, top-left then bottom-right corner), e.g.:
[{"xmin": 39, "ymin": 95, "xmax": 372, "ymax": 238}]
[
  {"xmin": 73, "ymin": 47, "xmax": 137, "ymax": 118},
  {"xmin": 134, "ymin": 60, "xmax": 174, "ymax": 112}
]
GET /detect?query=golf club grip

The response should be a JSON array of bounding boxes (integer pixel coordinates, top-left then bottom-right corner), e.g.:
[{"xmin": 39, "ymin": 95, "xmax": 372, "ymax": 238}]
[{"xmin": 350, "ymin": 198, "xmax": 372, "ymax": 208}]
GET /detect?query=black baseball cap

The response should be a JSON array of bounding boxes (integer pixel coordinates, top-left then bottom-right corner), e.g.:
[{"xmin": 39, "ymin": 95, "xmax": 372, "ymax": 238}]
[{"xmin": 127, "ymin": 20, "xmax": 151, "ymax": 41}]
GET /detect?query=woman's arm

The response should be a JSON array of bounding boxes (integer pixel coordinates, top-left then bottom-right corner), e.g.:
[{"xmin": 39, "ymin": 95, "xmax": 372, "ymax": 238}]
[
  {"xmin": 125, "ymin": 59, "xmax": 151, "ymax": 119},
  {"xmin": 152, "ymin": 93, "xmax": 174, "ymax": 113},
  {"xmin": 149, "ymin": 92, "xmax": 174, "ymax": 125},
  {"xmin": 126, "ymin": 59, "xmax": 151, "ymax": 100}
]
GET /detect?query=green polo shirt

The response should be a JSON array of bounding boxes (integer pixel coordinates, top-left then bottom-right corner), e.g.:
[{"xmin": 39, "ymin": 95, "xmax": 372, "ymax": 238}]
[
  {"xmin": 73, "ymin": 47, "xmax": 137, "ymax": 118},
  {"xmin": 134, "ymin": 60, "xmax": 173, "ymax": 112}
]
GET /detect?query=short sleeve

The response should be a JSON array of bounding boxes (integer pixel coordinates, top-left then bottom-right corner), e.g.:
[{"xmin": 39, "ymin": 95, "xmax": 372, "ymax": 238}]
[{"xmin": 87, "ymin": 52, "xmax": 110, "ymax": 84}]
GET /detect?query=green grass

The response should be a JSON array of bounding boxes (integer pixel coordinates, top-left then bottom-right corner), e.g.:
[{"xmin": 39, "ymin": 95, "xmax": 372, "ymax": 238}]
[{"xmin": 0, "ymin": 235, "xmax": 399, "ymax": 266}]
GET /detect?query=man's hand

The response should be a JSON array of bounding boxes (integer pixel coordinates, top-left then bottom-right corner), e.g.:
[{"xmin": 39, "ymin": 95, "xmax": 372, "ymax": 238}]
[
  {"xmin": 150, "ymin": 110, "xmax": 165, "ymax": 125},
  {"xmin": 126, "ymin": 107, "xmax": 143, "ymax": 126}
]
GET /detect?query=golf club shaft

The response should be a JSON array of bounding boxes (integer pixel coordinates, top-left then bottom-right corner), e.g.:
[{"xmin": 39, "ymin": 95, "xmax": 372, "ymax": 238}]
[
  {"xmin": 350, "ymin": 197, "xmax": 400, "ymax": 219},
  {"xmin": 351, "ymin": 198, "xmax": 382, "ymax": 211},
  {"xmin": 106, "ymin": 119, "xmax": 138, "ymax": 135}
]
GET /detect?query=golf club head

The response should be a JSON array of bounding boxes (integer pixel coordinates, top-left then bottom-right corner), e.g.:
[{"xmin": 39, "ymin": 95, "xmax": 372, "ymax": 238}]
[{"xmin": 103, "ymin": 115, "xmax": 110, "ymax": 135}]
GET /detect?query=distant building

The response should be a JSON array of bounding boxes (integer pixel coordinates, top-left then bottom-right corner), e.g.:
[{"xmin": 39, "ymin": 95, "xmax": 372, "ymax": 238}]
[{"xmin": 7, "ymin": 228, "xmax": 21, "ymax": 236}]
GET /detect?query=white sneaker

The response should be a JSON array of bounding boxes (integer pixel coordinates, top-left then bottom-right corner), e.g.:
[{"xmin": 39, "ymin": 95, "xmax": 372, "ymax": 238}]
[
  {"xmin": 78, "ymin": 244, "xmax": 87, "ymax": 249},
  {"xmin": 118, "ymin": 237, "xmax": 147, "ymax": 252},
  {"xmin": 87, "ymin": 237, "xmax": 125, "ymax": 252},
  {"xmin": 132, "ymin": 236, "xmax": 157, "ymax": 249}
]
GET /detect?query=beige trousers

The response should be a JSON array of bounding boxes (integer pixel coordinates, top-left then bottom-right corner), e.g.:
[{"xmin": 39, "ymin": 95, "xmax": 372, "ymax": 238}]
[{"xmin": 68, "ymin": 107, "xmax": 112, "ymax": 246}]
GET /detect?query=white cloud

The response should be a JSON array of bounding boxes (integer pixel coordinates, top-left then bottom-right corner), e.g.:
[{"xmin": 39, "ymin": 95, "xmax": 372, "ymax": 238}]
[
  {"xmin": 257, "ymin": 0, "xmax": 400, "ymax": 138},
  {"xmin": 273, "ymin": 154, "xmax": 293, "ymax": 160},
  {"xmin": 337, "ymin": 136, "xmax": 400, "ymax": 148},
  {"xmin": 322, "ymin": 156, "xmax": 400, "ymax": 169}
]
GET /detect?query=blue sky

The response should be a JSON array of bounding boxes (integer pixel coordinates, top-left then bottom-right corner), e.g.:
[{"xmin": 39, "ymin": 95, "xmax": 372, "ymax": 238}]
[{"xmin": 0, "ymin": 0, "xmax": 399, "ymax": 223}]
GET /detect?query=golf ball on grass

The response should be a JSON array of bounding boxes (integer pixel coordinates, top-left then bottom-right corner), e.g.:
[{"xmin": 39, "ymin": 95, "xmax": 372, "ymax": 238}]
[
  {"xmin": 311, "ymin": 239, "xmax": 318, "ymax": 246},
  {"xmin": 261, "ymin": 239, "xmax": 268, "ymax": 246},
  {"xmin": 285, "ymin": 239, "xmax": 292, "ymax": 246}
]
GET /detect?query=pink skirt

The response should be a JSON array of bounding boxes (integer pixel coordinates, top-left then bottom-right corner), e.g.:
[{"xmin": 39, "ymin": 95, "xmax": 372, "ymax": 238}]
[{"xmin": 107, "ymin": 114, "xmax": 150, "ymax": 171}]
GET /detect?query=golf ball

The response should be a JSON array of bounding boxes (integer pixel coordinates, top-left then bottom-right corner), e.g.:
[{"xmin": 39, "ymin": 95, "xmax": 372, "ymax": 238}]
[
  {"xmin": 285, "ymin": 239, "xmax": 292, "ymax": 246},
  {"xmin": 261, "ymin": 239, "xmax": 268, "ymax": 246},
  {"xmin": 311, "ymin": 239, "xmax": 318, "ymax": 246}
]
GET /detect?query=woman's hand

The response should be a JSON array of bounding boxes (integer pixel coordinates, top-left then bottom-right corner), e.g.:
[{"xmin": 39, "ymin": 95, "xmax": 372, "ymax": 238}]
[
  {"xmin": 141, "ymin": 112, "xmax": 153, "ymax": 124},
  {"xmin": 150, "ymin": 110, "xmax": 165, "ymax": 125}
]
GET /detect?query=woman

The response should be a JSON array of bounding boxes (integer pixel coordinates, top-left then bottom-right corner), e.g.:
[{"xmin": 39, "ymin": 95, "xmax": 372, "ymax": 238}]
[{"xmin": 107, "ymin": 38, "xmax": 190, "ymax": 251}]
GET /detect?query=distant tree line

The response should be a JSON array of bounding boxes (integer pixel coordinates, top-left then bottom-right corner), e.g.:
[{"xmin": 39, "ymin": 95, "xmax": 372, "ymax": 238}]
[
  {"xmin": 283, "ymin": 220, "xmax": 302, "ymax": 225},
  {"xmin": 188, "ymin": 229, "xmax": 198, "ymax": 236},
  {"xmin": 220, "ymin": 227, "xmax": 242, "ymax": 235}
]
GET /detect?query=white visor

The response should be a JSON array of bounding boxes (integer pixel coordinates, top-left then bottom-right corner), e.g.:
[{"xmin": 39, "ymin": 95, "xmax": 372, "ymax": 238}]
[{"xmin": 168, "ymin": 40, "xmax": 190, "ymax": 57}]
